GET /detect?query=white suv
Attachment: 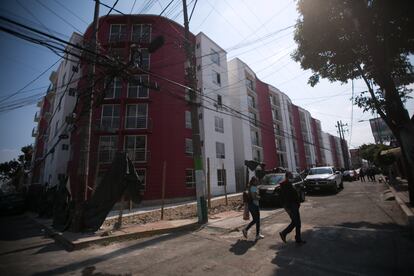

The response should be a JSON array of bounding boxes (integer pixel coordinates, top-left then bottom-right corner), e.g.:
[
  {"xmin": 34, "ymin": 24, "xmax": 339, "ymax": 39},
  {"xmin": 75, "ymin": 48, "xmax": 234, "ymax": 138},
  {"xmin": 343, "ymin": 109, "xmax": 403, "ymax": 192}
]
[{"xmin": 304, "ymin": 166, "xmax": 343, "ymax": 193}]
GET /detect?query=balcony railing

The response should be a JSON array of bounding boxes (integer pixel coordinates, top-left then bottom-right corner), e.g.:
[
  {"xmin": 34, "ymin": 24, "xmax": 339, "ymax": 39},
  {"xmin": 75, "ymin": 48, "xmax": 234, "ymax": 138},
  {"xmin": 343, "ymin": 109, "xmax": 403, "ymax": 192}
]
[{"xmin": 95, "ymin": 119, "xmax": 120, "ymax": 133}]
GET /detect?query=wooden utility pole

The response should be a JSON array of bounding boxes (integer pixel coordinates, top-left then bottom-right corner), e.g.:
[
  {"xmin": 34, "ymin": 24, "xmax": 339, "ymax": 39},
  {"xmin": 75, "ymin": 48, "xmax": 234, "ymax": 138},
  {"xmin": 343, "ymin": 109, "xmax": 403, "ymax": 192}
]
[
  {"xmin": 336, "ymin": 121, "xmax": 350, "ymax": 170},
  {"xmin": 71, "ymin": 0, "xmax": 99, "ymax": 232},
  {"xmin": 182, "ymin": 0, "xmax": 208, "ymax": 223}
]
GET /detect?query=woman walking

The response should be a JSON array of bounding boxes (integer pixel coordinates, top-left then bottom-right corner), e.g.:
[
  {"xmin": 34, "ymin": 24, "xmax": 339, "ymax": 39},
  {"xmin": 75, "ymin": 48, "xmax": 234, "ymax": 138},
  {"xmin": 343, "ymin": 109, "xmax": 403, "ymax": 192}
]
[{"xmin": 242, "ymin": 176, "xmax": 264, "ymax": 241}]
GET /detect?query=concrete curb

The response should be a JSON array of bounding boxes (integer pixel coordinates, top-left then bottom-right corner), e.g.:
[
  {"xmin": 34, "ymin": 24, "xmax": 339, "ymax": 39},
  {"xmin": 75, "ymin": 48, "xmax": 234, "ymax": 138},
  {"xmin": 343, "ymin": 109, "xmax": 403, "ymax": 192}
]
[
  {"xmin": 28, "ymin": 215, "xmax": 200, "ymax": 251},
  {"xmin": 388, "ymin": 185, "xmax": 414, "ymax": 231}
]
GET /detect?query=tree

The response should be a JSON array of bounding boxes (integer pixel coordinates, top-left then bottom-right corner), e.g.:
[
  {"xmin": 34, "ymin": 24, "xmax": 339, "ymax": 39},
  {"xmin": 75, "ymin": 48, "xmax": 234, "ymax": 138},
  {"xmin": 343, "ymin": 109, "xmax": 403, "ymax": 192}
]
[
  {"xmin": 292, "ymin": 0, "xmax": 414, "ymax": 203},
  {"xmin": 359, "ymin": 143, "xmax": 394, "ymax": 168},
  {"xmin": 0, "ymin": 145, "xmax": 32, "ymax": 189}
]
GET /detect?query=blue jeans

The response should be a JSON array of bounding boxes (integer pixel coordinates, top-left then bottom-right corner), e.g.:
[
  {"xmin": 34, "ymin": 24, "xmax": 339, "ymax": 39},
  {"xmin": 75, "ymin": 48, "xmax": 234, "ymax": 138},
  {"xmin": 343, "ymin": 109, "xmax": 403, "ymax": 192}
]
[
  {"xmin": 246, "ymin": 202, "xmax": 260, "ymax": 235},
  {"xmin": 281, "ymin": 204, "xmax": 302, "ymax": 241}
]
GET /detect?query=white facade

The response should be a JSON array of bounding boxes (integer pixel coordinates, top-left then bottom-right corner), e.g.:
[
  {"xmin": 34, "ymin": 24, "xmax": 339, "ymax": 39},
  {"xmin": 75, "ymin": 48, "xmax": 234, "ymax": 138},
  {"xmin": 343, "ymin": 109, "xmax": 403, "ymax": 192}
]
[
  {"xmin": 321, "ymin": 132, "xmax": 334, "ymax": 166},
  {"xmin": 43, "ymin": 33, "xmax": 82, "ymax": 188},
  {"xmin": 196, "ymin": 32, "xmax": 236, "ymax": 195}
]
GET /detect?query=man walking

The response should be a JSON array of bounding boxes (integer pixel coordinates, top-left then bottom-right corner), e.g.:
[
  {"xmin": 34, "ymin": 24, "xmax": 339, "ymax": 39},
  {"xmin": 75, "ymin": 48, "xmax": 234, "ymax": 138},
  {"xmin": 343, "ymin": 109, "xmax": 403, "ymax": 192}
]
[{"xmin": 279, "ymin": 171, "xmax": 306, "ymax": 244}]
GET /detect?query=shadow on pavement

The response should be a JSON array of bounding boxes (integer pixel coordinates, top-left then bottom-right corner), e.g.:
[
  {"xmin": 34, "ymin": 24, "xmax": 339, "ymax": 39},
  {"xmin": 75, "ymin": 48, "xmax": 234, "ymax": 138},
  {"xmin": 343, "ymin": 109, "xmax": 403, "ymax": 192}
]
[
  {"xmin": 0, "ymin": 215, "xmax": 45, "ymax": 241},
  {"xmin": 82, "ymin": 266, "xmax": 131, "ymax": 276},
  {"xmin": 229, "ymin": 239, "xmax": 256, "ymax": 255},
  {"xmin": 31, "ymin": 229, "xmax": 193, "ymax": 276},
  {"xmin": 269, "ymin": 221, "xmax": 414, "ymax": 276}
]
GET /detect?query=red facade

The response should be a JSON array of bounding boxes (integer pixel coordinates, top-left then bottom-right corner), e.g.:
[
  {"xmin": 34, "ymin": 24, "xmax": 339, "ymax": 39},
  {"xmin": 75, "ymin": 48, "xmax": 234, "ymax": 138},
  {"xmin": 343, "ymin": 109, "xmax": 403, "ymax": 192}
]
[
  {"xmin": 256, "ymin": 79, "xmax": 278, "ymax": 169},
  {"xmin": 329, "ymin": 135, "xmax": 340, "ymax": 168},
  {"xmin": 68, "ymin": 15, "xmax": 196, "ymax": 201}
]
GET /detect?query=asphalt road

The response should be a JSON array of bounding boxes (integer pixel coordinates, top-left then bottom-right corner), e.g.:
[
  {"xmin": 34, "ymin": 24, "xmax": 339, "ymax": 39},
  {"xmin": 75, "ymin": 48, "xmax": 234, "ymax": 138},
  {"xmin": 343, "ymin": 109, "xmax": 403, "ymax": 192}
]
[{"xmin": 1, "ymin": 180, "xmax": 413, "ymax": 276}]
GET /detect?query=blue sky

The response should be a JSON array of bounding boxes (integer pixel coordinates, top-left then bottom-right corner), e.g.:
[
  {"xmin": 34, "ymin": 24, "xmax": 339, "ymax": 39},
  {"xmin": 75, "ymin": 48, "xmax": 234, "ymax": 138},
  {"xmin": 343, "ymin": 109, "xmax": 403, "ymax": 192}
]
[{"xmin": 0, "ymin": 0, "xmax": 413, "ymax": 163}]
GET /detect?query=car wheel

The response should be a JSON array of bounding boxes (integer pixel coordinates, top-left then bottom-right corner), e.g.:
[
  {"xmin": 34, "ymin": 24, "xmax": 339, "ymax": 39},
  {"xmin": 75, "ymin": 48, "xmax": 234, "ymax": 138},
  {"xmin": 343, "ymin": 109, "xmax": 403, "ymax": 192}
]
[
  {"xmin": 340, "ymin": 179, "xmax": 344, "ymax": 189},
  {"xmin": 332, "ymin": 183, "xmax": 338, "ymax": 194}
]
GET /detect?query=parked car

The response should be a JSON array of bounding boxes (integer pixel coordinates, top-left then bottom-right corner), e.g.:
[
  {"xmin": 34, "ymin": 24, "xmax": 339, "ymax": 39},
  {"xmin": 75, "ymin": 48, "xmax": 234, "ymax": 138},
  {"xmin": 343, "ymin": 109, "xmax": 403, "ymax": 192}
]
[
  {"xmin": 343, "ymin": 170, "xmax": 357, "ymax": 181},
  {"xmin": 304, "ymin": 166, "xmax": 343, "ymax": 193},
  {"xmin": 258, "ymin": 172, "xmax": 306, "ymax": 206},
  {"xmin": 0, "ymin": 191, "xmax": 26, "ymax": 216}
]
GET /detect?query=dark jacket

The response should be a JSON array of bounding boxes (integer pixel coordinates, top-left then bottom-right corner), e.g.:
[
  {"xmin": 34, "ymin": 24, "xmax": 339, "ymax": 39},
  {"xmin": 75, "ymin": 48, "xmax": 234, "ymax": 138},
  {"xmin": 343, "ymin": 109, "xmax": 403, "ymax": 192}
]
[{"xmin": 279, "ymin": 179, "xmax": 300, "ymax": 208}]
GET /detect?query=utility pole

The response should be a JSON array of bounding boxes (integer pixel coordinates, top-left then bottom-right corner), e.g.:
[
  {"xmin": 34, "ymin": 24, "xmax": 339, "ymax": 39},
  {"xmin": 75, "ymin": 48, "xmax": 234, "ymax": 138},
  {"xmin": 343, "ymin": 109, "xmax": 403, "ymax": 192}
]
[
  {"xmin": 336, "ymin": 121, "xmax": 350, "ymax": 170},
  {"xmin": 182, "ymin": 0, "xmax": 208, "ymax": 224},
  {"xmin": 71, "ymin": 0, "xmax": 99, "ymax": 232}
]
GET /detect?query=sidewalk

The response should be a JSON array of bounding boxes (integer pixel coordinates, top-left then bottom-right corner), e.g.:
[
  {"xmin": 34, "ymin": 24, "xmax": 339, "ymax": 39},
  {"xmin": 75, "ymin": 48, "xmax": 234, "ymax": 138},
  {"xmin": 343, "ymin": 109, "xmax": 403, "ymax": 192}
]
[
  {"xmin": 28, "ymin": 193, "xmax": 244, "ymax": 251},
  {"xmin": 387, "ymin": 177, "xmax": 414, "ymax": 232}
]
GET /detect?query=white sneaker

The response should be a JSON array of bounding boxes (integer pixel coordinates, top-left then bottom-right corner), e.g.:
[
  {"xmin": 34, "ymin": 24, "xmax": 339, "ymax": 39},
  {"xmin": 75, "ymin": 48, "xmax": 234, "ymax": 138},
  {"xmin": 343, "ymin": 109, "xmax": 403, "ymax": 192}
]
[{"xmin": 255, "ymin": 234, "xmax": 264, "ymax": 240}]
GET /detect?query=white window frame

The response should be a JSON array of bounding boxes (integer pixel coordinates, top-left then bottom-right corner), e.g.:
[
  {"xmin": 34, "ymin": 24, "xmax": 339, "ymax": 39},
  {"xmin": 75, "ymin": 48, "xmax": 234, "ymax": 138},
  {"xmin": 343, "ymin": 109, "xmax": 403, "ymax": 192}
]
[
  {"xmin": 127, "ymin": 75, "xmax": 149, "ymax": 98},
  {"xmin": 98, "ymin": 136, "xmax": 118, "ymax": 163},
  {"xmin": 216, "ymin": 142, "xmax": 225, "ymax": 159},
  {"xmin": 185, "ymin": 169, "xmax": 195, "ymax": 188},
  {"xmin": 136, "ymin": 168, "xmax": 146, "ymax": 190},
  {"xmin": 215, "ymin": 116, "xmax": 224, "ymax": 133},
  {"xmin": 125, "ymin": 104, "xmax": 148, "ymax": 129},
  {"xmin": 131, "ymin": 24, "xmax": 151, "ymax": 43},
  {"xmin": 185, "ymin": 111, "xmax": 192, "ymax": 129},
  {"xmin": 212, "ymin": 70, "xmax": 221, "ymax": 86},
  {"xmin": 217, "ymin": 168, "xmax": 226, "ymax": 186},
  {"xmin": 247, "ymin": 94, "xmax": 256, "ymax": 109},
  {"xmin": 185, "ymin": 138, "xmax": 193, "ymax": 155},
  {"xmin": 210, "ymin": 49, "xmax": 220, "ymax": 66},
  {"xmin": 131, "ymin": 48, "xmax": 150, "ymax": 70},
  {"xmin": 109, "ymin": 24, "xmax": 127, "ymax": 42},
  {"xmin": 101, "ymin": 104, "xmax": 120, "ymax": 130},
  {"xmin": 125, "ymin": 135, "xmax": 147, "ymax": 162},
  {"xmin": 105, "ymin": 77, "xmax": 121, "ymax": 99}
]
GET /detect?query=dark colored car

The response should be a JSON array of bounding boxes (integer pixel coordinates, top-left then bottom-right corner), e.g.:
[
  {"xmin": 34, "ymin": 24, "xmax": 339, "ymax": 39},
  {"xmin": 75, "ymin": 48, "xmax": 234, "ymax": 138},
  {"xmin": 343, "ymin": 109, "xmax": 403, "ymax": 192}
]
[
  {"xmin": 342, "ymin": 170, "xmax": 357, "ymax": 181},
  {"xmin": 258, "ymin": 173, "xmax": 306, "ymax": 206},
  {"xmin": 0, "ymin": 191, "xmax": 26, "ymax": 215}
]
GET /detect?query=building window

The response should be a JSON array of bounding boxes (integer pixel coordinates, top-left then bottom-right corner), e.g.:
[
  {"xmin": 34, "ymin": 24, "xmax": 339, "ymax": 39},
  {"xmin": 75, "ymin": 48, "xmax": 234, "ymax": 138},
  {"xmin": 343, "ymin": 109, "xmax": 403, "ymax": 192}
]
[
  {"xmin": 136, "ymin": 168, "xmax": 146, "ymax": 190},
  {"xmin": 98, "ymin": 136, "xmax": 118, "ymax": 163},
  {"xmin": 131, "ymin": 24, "xmax": 151, "ymax": 43},
  {"xmin": 101, "ymin": 105, "xmax": 120, "ymax": 131},
  {"xmin": 251, "ymin": 131, "xmax": 259, "ymax": 146},
  {"xmin": 105, "ymin": 77, "xmax": 121, "ymax": 99},
  {"xmin": 54, "ymin": 120, "xmax": 59, "ymax": 137},
  {"xmin": 61, "ymin": 144, "xmax": 69, "ymax": 151},
  {"xmin": 128, "ymin": 75, "xmax": 149, "ymax": 98},
  {"xmin": 249, "ymin": 112, "xmax": 257, "ymax": 126},
  {"xmin": 246, "ymin": 79, "xmax": 254, "ymax": 90},
  {"xmin": 253, "ymin": 149, "xmax": 261, "ymax": 162},
  {"xmin": 185, "ymin": 169, "xmax": 195, "ymax": 188},
  {"xmin": 132, "ymin": 48, "xmax": 150, "ymax": 69},
  {"xmin": 125, "ymin": 135, "xmax": 147, "ymax": 162},
  {"xmin": 247, "ymin": 95, "xmax": 256, "ymax": 109},
  {"xmin": 109, "ymin": 24, "xmax": 127, "ymax": 42},
  {"xmin": 185, "ymin": 138, "xmax": 193, "ymax": 155},
  {"xmin": 216, "ymin": 142, "xmax": 225, "ymax": 159},
  {"xmin": 215, "ymin": 116, "xmax": 224, "ymax": 133},
  {"xmin": 185, "ymin": 111, "xmax": 192, "ymax": 129},
  {"xmin": 213, "ymin": 71, "xmax": 221, "ymax": 86},
  {"xmin": 126, "ymin": 104, "xmax": 148, "ymax": 129},
  {"xmin": 210, "ymin": 49, "xmax": 220, "ymax": 65},
  {"xmin": 109, "ymin": 48, "xmax": 125, "ymax": 62},
  {"xmin": 217, "ymin": 168, "xmax": 226, "ymax": 186},
  {"xmin": 217, "ymin": 94, "xmax": 222, "ymax": 106}
]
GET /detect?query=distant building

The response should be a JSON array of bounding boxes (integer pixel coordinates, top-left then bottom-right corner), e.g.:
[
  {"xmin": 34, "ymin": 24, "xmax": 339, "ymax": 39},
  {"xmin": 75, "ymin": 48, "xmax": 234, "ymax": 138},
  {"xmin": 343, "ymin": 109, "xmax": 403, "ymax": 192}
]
[{"xmin": 31, "ymin": 15, "xmax": 349, "ymax": 203}]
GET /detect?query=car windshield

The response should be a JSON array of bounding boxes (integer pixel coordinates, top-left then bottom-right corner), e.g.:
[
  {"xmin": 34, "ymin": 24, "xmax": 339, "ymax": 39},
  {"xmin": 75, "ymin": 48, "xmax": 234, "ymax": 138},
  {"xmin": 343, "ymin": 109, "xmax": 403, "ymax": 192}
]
[
  {"xmin": 308, "ymin": 168, "xmax": 332, "ymax": 175},
  {"xmin": 262, "ymin": 174, "xmax": 285, "ymax": 185}
]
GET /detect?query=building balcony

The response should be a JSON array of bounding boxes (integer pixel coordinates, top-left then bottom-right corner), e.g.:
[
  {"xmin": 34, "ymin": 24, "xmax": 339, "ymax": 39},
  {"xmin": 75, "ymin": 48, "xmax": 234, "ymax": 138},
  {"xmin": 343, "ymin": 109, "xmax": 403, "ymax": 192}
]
[
  {"xmin": 32, "ymin": 127, "xmax": 38, "ymax": 137},
  {"xmin": 34, "ymin": 112, "xmax": 40, "ymax": 122}
]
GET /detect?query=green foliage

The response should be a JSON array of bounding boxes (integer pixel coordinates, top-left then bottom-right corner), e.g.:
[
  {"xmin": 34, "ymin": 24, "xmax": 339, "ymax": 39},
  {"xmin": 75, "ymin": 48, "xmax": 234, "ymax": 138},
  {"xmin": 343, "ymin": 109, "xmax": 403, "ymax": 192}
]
[
  {"xmin": 359, "ymin": 143, "xmax": 394, "ymax": 168},
  {"xmin": 292, "ymin": 0, "xmax": 414, "ymax": 108},
  {"xmin": 0, "ymin": 145, "xmax": 32, "ymax": 181}
]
